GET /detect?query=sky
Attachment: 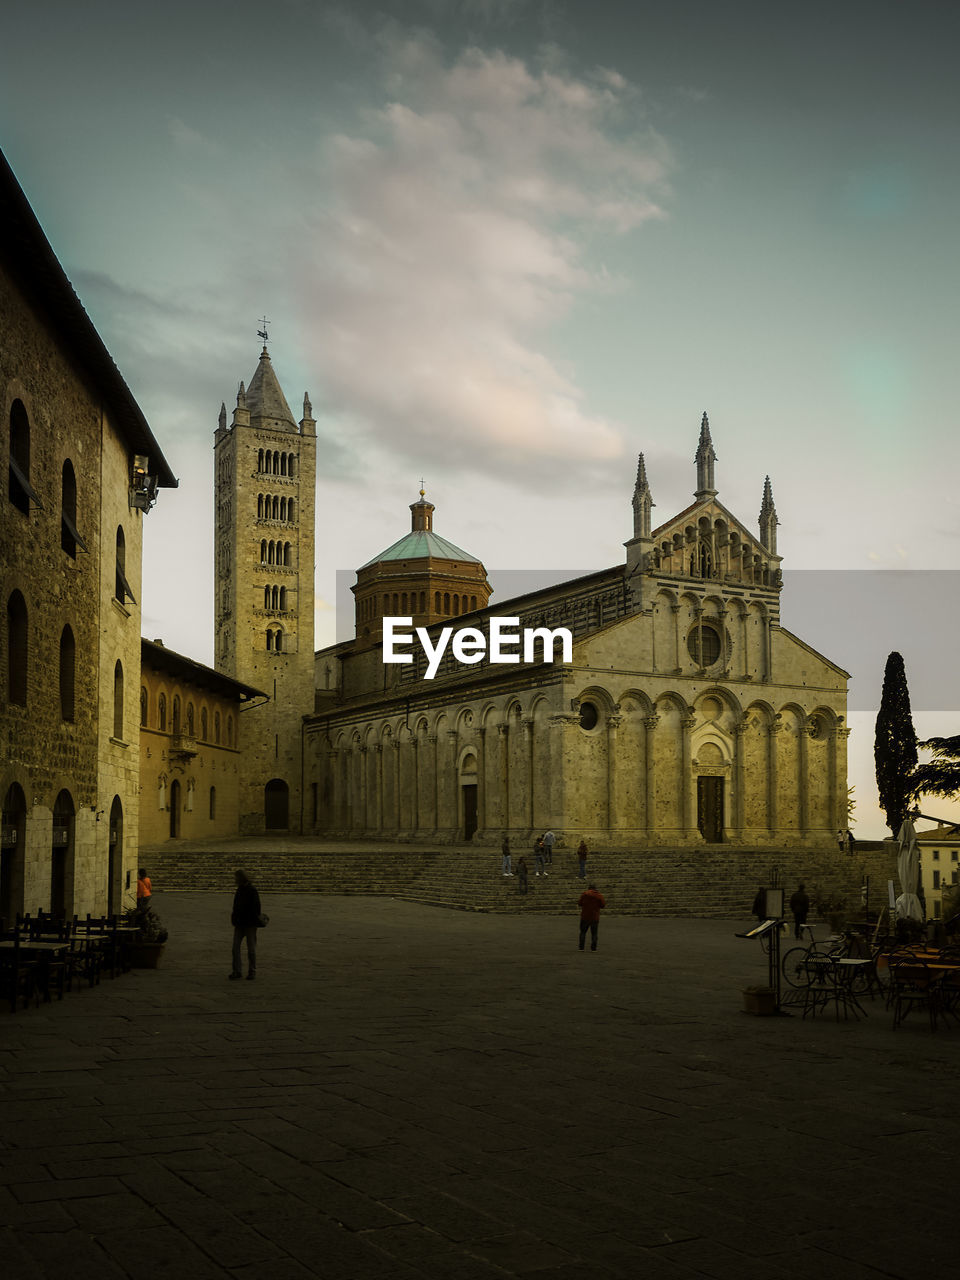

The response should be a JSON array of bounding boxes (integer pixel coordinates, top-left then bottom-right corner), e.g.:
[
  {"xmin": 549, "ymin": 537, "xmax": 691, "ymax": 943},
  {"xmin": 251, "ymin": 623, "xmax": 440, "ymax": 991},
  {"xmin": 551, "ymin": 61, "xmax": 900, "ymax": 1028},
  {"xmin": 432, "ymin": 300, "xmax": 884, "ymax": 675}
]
[{"xmin": 3, "ymin": 0, "xmax": 959, "ymax": 838}]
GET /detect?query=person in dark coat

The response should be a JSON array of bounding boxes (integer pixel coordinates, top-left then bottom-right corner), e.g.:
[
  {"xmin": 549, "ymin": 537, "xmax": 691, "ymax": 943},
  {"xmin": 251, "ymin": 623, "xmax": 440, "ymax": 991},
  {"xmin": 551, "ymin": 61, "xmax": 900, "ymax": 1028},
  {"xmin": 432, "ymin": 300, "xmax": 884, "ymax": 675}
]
[
  {"xmin": 578, "ymin": 884, "xmax": 605, "ymax": 951},
  {"xmin": 789, "ymin": 883, "xmax": 810, "ymax": 940},
  {"xmin": 230, "ymin": 870, "xmax": 261, "ymax": 980}
]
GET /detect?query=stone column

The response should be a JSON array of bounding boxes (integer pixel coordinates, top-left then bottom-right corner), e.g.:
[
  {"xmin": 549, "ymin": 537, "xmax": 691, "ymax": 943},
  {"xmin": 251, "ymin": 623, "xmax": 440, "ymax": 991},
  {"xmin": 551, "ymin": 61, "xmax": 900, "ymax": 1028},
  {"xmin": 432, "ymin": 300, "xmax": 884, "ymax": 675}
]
[
  {"xmin": 391, "ymin": 739, "xmax": 401, "ymax": 833},
  {"xmin": 671, "ymin": 604, "xmax": 682, "ymax": 672},
  {"xmin": 799, "ymin": 721, "xmax": 811, "ymax": 836},
  {"xmin": 606, "ymin": 712, "xmax": 623, "ymax": 835},
  {"xmin": 681, "ymin": 714, "xmax": 698, "ymax": 838},
  {"xmin": 643, "ymin": 714, "xmax": 659, "ymax": 840},
  {"xmin": 410, "ymin": 738, "xmax": 420, "ymax": 835},
  {"xmin": 732, "ymin": 717, "xmax": 748, "ymax": 838},
  {"xmin": 329, "ymin": 749, "xmax": 340, "ymax": 832},
  {"xmin": 497, "ymin": 723, "xmax": 510, "ymax": 833},
  {"xmin": 427, "ymin": 735, "xmax": 438, "ymax": 834},
  {"xmin": 445, "ymin": 730, "xmax": 459, "ymax": 835},
  {"xmin": 522, "ymin": 718, "xmax": 534, "ymax": 833},
  {"xmin": 476, "ymin": 732, "xmax": 483, "ymax": 839},
  {"xmin": 767, "ymin": 721, "xmax": 781, "ymax": 836},
  {"xmin": 548, "ymin": 712, "xmax": 579, "ymax": 834},
  {"xmin": 836, "ymin": 722, "xmax": 851, "ymax": 834},
  {"xmin": 358, "ymin": 745, "xmax": 368, "ymax": 833},
  {"xmin": 373, "ymin": 744, "xmax": 383, "ymax": 833}
]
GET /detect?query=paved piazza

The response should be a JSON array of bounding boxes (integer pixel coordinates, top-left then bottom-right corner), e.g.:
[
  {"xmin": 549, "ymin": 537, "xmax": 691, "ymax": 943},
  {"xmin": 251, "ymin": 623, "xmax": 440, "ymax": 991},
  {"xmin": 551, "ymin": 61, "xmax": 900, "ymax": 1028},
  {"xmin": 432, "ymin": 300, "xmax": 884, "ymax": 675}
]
[{"xmin": 1, "ymin": 894, "xmax": 957, "ymax": 1279}]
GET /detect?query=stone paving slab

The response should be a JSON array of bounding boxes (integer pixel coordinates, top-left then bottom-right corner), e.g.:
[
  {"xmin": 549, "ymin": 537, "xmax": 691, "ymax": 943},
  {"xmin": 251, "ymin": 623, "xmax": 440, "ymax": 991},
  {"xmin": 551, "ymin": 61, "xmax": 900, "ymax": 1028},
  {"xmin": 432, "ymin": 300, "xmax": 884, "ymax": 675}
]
[{"xmin": 1, "ymin": 893, "xmax": 959, "ymax": 1278}]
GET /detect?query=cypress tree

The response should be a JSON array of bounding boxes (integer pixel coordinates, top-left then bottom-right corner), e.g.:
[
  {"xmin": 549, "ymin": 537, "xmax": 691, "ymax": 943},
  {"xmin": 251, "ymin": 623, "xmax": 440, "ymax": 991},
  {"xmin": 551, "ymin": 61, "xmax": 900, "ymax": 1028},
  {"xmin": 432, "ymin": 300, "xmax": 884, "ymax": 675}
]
[{"xmin": 874, "ymin": 651, "xmax": 918, "ymax": 834}]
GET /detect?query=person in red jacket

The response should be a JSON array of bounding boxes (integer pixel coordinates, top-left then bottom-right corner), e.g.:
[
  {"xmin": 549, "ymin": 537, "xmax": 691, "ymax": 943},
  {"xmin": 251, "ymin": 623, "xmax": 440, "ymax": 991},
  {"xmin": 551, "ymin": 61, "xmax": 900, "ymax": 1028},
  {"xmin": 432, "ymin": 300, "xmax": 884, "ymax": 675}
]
[{"xmin": 578, "ymin": 884, "xmax": 605, "ymax": 951}]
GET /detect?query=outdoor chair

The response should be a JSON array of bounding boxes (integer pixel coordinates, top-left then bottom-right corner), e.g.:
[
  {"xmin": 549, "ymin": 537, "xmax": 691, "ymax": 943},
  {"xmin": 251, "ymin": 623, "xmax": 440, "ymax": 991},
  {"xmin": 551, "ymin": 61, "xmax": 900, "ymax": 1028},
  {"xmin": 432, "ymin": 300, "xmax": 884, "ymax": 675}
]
[
  {"xmin": 888, "ymin": 955, "xmax": 941, "ymax": 1032},
  {"xmin": 0, "ymin": 939, "xmax": 41, "ymax": 1014}
]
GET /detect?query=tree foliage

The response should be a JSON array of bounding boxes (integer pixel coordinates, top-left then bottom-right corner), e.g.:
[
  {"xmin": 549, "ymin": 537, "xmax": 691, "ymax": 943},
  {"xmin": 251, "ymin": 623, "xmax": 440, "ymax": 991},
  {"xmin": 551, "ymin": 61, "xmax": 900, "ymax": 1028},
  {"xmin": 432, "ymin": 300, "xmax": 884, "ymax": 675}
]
[
  {"xmin": 874, "ymin": 651, "xmax": 917, "ymax": 835},
  {"xmin": 911, "ymin": 735, "xmax": 960, "ymax": 801}
]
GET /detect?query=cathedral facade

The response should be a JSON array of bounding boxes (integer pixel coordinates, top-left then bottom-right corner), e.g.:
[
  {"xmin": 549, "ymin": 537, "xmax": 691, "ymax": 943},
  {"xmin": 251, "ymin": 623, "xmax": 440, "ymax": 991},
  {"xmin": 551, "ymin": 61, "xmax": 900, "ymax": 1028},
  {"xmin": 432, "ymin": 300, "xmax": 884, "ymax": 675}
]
[{"xmin": 304, "ymin": 415, "xmax": 849, "ymax": 848}]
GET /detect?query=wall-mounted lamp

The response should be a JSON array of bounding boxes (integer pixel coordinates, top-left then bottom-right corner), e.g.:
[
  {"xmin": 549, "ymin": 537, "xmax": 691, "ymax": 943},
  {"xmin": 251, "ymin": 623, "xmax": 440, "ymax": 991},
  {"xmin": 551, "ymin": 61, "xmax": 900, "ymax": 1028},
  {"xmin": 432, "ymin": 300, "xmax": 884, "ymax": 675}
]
[{"xmin": 131, "ymin": 454, "xmax": 158, "ymax": 513}]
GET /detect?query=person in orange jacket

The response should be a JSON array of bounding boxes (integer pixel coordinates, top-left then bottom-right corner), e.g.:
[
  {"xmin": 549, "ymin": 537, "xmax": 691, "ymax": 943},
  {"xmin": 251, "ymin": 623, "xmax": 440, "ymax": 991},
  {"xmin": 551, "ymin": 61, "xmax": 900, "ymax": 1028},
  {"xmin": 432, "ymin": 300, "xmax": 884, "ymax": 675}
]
[
  {"xmin": 578, "ymin": 883, "xmax": 605, "ymax": 951},
  {"xmin": 136, "ymin": 868, "xmax": 152, "ymax": 910}
]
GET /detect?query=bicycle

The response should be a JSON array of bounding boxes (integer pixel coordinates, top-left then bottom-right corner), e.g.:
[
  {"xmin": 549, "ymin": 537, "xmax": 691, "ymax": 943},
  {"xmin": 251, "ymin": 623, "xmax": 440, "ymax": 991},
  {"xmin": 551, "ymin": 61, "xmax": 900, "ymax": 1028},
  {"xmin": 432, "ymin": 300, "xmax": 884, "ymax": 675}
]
[{"xmin": 781, "ymin": 928, "xmax": 886, "ymax": 997}]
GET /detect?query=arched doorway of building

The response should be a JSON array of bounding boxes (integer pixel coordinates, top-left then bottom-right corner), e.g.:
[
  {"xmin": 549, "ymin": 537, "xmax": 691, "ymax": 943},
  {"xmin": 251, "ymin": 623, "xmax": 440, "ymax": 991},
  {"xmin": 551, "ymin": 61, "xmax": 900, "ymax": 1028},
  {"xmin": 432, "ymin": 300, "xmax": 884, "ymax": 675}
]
[
  {"xmin": 1, "ymin": 782, "xmax": 27, "ymax": 929},
  {"xmin": 169, "ymin": 779, "xmax": 181, "ymax": 839},
  {"xmin": 460, "ymin": 753, "xmax": 478, "ymax": 841},
  {"xmin": 696, "ymin": 776, "xmax": 724, "ymax": 843},
  {"xmin": 108, "ymin": 796, "xmax": 123, "ymax": 916},
  {"xmin": 265, "ymin": 779, "xmax": 289, "ymax": 830},
  {"xmin": 51, "ymin": 790, "xmax": 75, "ymax": 919}
]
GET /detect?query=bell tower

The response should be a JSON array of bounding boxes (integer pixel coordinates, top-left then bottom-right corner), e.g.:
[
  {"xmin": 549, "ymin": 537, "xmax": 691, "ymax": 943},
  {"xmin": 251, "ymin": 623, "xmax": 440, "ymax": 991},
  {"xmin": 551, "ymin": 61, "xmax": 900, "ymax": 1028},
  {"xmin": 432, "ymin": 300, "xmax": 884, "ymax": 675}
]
[{"xmin": 214, "ymin": 342, "xmax": 316, "ymax": 833}]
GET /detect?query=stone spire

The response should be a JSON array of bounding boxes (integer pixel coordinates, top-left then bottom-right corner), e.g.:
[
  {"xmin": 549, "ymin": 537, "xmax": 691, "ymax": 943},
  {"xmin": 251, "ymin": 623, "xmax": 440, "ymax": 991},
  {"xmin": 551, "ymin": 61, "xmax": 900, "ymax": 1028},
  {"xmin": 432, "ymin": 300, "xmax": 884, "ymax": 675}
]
[
  {"xmin": 759, "ymin": 475, "xmax": 778, "ymax": 553},
  {"xmin": 694, "ymin": 411, "xmax": 717, "ymax": 500},
  {"xmin": 218, "ymin": 401, "xmax": 227, "ymax": 430},
  {"xmin": 231, "ymin": 380, "xmax": 250, "ymax": 428},
  {"xmin": 632, "ymin": 452, "xmax": 654, "ymax": 540},
  {"xmin": 244, "ymin": 347, "xmax": 297, "ymax": 432},
  {"xmin": 299, "ymin": 391, "xmax": 316, "ymax": 439}
]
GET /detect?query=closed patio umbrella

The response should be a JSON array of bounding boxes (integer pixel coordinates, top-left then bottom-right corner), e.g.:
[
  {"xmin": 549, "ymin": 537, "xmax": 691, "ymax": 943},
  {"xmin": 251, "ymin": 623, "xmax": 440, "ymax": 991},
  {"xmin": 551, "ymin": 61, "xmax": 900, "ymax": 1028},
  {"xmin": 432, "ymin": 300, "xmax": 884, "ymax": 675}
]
[{"xmin": 895, "ymin": 818, "xmax": 923, "ymax": 923}]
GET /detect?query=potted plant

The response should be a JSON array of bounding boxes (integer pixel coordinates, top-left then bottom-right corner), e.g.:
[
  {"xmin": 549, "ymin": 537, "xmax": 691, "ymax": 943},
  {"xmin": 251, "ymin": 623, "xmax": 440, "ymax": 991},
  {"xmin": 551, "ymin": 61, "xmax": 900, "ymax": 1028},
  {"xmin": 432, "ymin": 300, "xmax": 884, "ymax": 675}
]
[
  {"xmin": 122, "ymin": 904, "xmax": 169, "ymax": 968},
  {"xmin": 742, "ymin": 984, "xmax": 777, "ymax": 1015}
]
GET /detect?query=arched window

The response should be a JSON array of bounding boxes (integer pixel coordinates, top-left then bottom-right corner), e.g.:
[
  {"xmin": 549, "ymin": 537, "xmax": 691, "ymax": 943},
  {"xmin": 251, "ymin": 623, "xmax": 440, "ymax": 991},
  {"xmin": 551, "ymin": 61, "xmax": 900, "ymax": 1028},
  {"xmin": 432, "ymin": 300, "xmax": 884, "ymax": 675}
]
[
  {"xmin": 227, "ymin": 715, "xmax": 234, "ymax": 747},
  {"xmin": 6, "ymin": 590, "xmax": 27, "ymax": 705},
  {"xmin": 279, "ymin": 587, "xmax": 287, "ymax": 610},
  {"xmin": 287, "ymin": 498, "xmax": 295, "ymax": 523},
  {"xmin": 113, "ymin": 660, "xmax": 124, "ymax": 740},
  {"xmin": 435, "ymin": 592, "xmax": 441, "ymax": 612},
  {"xmin": 200, "ymin": 706, "xmax": 208, "ymax": 741},
  {"xmin": 264, "ymin": 586, "xmax": 271, "ymax": 610},
  {"xmin": 61, "ymin": 459, "xmax": 84, "ymax": 557},
  {"xmin": 284, "ymin": 542, "xmax": 291, "ymax": 567},
  {"xmin": 470, "ymin": 596, "xmax": 477, "ymax": 611},
  {"xmin": 186, "ymin": 702, "xmax": 195, "ymax": 736},
  {"xmin": 214, "ymin": 710, "xmax": 221, "ymax": 744},
  {"xmin": 260, "ymin": 538, "xmax": 267, "ymax": 562},
  {"xmin": 258, "ymin": 449, "xmax": 264, "ymax": 472},
  {"xmin": 279, "ymin": 497, "xmax": 287, "ymax": 522},
  {"xmin": 272, "ymin": 496, "xmax": 279, "ymax": 519},
  {"xmin": 9, "ymin": 400, "xmax": 38, "ymax": 516},
  {"xmin": 401, "ymin": 592, "xmax": 408, "ymax": 612},
  {"xmin": 419, "ymin": 592, "xmax": 426, "ymax": 614},
  {"xmin": 115, "ymin": 526, "xmax": 134, "ymax": 604},
  {"xmin": 275, "ymin": 630, "xmax": 283, "ymax": 653},
  {"xmin": 209, "ymin": 786, "xmax": 216, "ymax": 820},
  {"xmin": 280, "ymin": 453, "xmax": 287, "ymax": 476},
  {"xmin": 258, "ymin": 495, "xmax": 264, "ymax": 518},
  {"xmin": 392, "ymin": 593, "xmax": 399, "ymax": 613},
  {"xmin": 59, "ymin": 625, "xmax": 75, "ymax": 721},
  {"xmin": 141, "ymin": 687, "xmax": 148, "ymax": 727},
  {"xmin": 443, "ymin": 593, "xmax": 450, "ymax": 614},
  {"xmin": 172, "ymin": 694, "xmax": 181, "ymax": 734},
  {"xmin": 288, "ymin": 454, "xmax": 296, "ymax": 478},
  {"xmin": 158, "ymin": 692, "xmax": 167, "ymax": 731},
  {"xmin": 266, "ymin": 629, "xmax": 274, "ymax": 651}
]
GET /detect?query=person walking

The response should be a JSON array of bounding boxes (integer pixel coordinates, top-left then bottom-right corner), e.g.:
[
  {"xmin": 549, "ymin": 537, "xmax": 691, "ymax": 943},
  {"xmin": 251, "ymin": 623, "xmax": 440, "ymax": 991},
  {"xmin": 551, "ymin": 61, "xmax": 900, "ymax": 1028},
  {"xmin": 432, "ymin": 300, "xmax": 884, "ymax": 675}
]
[
  {"xmin": 501, "ymin": 835, "xmax": 513, "ymax": 876},
  {"xmin": 836, "ymin": 829, "xmax": 845, "ymax": 851},
  {"xmin": 230, "ymin": 870, "xmax": 262, "ymax": 981},
  {"xmin": 789, "ymin": 882, "xmax": 810, "ymax": 940},
  {"xmin": 136, "ymin": 868, "xmax": 152, "ymax": 911},
  {"xmin": 751, "ymin": 885, "xmax": 765, "ymax": 921},
  {"xmin": 534, "ymin": 836, "xmax": 547, "ymax": 877},
  {"xmin": 517, "ymin": 857, "xmax": 529, "ymax": 895},
  {"xmin": 576, "ymin": 839, "xmax": 588, "ymax": 880},
  {"xmin": 542, "ymin": 830, "xmax": 556, "ymax": 865},
  {"xmin": 578, "ymin": 883, "xmax": 605, "ymax": 951}
]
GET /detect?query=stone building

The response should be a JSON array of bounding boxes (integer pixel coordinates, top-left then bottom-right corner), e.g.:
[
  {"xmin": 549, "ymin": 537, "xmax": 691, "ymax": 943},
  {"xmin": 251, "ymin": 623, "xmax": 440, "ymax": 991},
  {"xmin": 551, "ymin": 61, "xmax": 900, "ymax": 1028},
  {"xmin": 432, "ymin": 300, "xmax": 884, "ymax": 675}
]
[
  {"xmin": 306, "ymin": 415, "xmax": 849, "ymax": 848},
  {"xmin": 138, "ymin": 639, "xmax": 266, "ymax": 846},
  {"xmin": 916, "ymin": 824, "xmax": 960, "ymax": 921},
  {"xmin": 0, "ymin": 148, "xmax": 176, "ymax": 922},
  {"xmin": 214, "ymin": 347, "xmax": 316, "ymax": 833}
]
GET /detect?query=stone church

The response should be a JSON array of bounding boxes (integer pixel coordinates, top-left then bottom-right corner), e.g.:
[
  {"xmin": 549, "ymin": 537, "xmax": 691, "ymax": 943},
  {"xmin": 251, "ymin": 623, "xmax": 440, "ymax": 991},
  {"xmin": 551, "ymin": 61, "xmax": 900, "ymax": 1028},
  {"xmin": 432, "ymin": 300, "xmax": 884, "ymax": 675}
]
[{"xmin": 214, "ymin": 350, "xmax": 848, "ymax": 848}]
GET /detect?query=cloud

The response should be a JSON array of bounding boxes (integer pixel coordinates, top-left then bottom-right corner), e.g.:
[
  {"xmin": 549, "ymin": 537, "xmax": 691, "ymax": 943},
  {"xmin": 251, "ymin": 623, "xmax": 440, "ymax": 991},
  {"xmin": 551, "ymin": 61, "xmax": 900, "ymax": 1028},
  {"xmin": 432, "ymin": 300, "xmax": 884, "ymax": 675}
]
[{"xmin": 295, "ymin": 40, "xmax": 671, "ymax": 482}]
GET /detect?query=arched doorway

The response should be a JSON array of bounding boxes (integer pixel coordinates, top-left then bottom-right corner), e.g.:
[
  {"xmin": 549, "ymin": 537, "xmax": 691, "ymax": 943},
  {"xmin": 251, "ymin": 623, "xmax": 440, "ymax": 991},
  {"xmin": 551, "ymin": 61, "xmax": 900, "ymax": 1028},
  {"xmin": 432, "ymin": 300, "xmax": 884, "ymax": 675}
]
[
  {"xmin": 1, "ymin": 782, "xmax": 27, "ymax": 928},
  {"xmin": 51, "ymin": 790, "xmax": 75, "ymax": 918},
  {"xmin": 265, "ymin": 779, "xmax": 289, "ymax": 830},
  {"xmin": 459, "ymin": 753, "xmax": 478, "ymax": 841},
  {"xmin": 169, "ymin": 779, "xmax": 181, "ymax": 838},
  {"xmin": 108, "ymin": 796, "xmax": 123, "ymax": 916}
]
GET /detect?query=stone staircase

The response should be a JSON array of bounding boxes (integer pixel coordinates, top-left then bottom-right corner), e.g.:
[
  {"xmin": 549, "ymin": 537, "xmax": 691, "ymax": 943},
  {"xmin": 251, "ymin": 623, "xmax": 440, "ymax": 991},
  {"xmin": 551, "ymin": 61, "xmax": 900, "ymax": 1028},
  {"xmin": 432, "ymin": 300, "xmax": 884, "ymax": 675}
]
[{"xmin": 145, "ymin": 840, "xmax": 898, "ymax": 918}]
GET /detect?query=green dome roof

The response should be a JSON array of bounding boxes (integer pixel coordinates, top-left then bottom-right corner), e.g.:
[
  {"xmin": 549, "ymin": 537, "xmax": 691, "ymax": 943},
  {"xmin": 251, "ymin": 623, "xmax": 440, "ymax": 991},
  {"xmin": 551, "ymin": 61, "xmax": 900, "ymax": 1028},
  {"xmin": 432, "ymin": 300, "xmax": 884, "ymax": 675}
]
[{"xmin": 361, "ymin": 529, "xmax": 480, "ymax": 568}]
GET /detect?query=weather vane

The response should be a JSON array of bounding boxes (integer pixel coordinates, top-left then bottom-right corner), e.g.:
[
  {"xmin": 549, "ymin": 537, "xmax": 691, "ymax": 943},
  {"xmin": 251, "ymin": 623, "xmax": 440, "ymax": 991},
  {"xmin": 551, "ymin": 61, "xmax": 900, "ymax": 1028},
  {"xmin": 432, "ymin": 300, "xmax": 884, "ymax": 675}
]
[{"xmin": 257, "ymin": 316, "xmax": 270, "ymax": 345}]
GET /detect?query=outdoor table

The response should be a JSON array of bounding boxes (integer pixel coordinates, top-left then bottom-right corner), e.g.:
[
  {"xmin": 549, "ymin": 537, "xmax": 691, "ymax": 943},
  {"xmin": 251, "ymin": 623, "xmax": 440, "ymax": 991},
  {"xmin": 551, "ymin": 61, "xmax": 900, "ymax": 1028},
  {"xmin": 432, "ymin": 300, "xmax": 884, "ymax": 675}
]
[
  {"xmin": 0, "ymin": 939, "xmax": 71, "ymax": 1002},
  {"xmin": 800, "ymin": 955, "xmax": 870, "ymax": 1021}
]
